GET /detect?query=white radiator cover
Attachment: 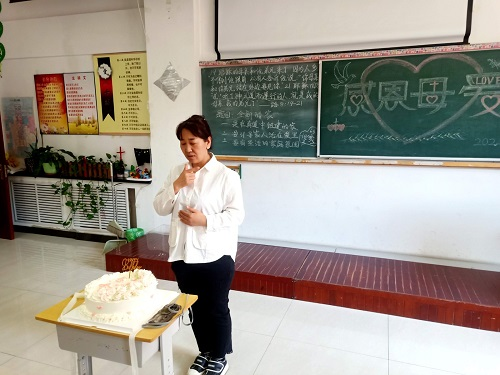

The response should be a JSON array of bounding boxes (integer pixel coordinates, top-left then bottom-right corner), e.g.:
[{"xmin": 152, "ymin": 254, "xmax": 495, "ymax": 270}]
[{"xmin": 10, "ymin": 177, "xmax": 129, "ymax": 233}]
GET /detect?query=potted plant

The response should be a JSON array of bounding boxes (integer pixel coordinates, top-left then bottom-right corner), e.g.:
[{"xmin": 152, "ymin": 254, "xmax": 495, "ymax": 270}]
[
  {"xmin": 36, "ymin": 146, "xmax": 75, "ymax": 176},
  {"xmin": 24, "ymin": 130, "xmax": 42, "ymax": 176},
  {"xmin": 25, "ymin": 143, "xmax": 42, "ymax": 176},
  {"xmin": 106, "ymin": 153, "xmax": 127, "ymax": 179}
]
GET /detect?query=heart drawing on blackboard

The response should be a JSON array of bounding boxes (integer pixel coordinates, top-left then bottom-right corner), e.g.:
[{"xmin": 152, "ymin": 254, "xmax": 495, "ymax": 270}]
[
  {"xmin": 480, "ymin": 95, "xmax": 500, "ymax": 117},
  {"xmin": 360, "ymin": 54, "xmax": 483, "ymax": 144}
]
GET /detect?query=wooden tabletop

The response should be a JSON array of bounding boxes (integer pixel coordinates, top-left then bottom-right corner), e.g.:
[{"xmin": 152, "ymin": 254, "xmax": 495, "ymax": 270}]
[{"xmin": 35, "ymin": 292, "xmax": 197, "ymax": 343}]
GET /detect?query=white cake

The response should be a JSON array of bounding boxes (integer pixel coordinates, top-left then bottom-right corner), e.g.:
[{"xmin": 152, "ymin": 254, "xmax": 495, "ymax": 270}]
[{"xmin": 81, "ymin": 269, "xmax": 158, "ymax": 323}]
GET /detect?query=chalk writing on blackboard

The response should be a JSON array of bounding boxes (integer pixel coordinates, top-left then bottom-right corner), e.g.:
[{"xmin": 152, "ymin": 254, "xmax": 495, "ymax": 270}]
[
  {"xmin": 488, "ymin": 59, "xmax": 500, "ymax": 69},
  {"xmin": 320, "ymin": 48, "xmax": 500, "ymax": 159},
  {"xmin": 360, "ymin": 54, "xmax": 482, "ymax": 144},
  {"xmin": 202, "ymin": 62, "xmax": 318, "ymax": 157}
]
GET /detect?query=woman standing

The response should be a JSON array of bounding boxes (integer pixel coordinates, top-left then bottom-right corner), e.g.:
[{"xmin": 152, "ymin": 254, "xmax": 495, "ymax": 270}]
[{"xmin": 153, "ymin": 115, "xmax": 245, "ymax": 375}]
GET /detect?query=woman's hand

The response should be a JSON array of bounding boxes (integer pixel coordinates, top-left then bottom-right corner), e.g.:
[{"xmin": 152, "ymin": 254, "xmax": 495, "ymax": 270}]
[
  {"xmin": 178, "ymin": 206, "xmax": 207, "ymax": 227},
  {"xmin": 173, "ymin": 164, "xmax": 200, "ymax": 194}
]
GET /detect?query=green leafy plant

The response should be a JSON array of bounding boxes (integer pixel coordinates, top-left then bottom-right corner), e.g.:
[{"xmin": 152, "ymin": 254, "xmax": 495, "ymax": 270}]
[
  {"xmin": 28, "ymin": 147, "xmax": 113, "ymax": 228},
  {"xmin": 48, "ymin": 149, "xmax": 111, "ymax": 228},
  {"xmin": 25, "ymin": 145, "xmax": 75, "ymax": 176},
  {"xmin": 39, "ymin": 146, "xmax": 74, "ymax": 165},
  {"xmin": 24, "ymin": 143, "xmax": 43, "ymax": 176},
  {"xmin": 51, "ymin": 178, "xmax": 109, "ymax": 228}
]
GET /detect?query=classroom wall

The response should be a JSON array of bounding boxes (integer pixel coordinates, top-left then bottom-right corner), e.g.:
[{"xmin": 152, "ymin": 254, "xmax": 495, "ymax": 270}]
[
  {"xmin": 2, "ymin": 0, "xmax": 500, "ymax": 267},
  {"xmin": 0, "ymin": 0, "xmax": 144, "ymax": 21},
  {"xmin": 0, "ymin": 1, "xmax": 154, "ymax": 230},
  {"xmin": 144, "ymin": 0, "xmax": 500, "ymax": 267},
  {"xmin": 0, "ymin": 3, "xmax": 150, "ymax": 169}
]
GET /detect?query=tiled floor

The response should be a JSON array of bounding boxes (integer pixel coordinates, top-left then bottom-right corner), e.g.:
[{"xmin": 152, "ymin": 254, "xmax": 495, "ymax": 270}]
[{"xmin": 1, "ymin": 233, "xmax": 499, "ymax": 375}]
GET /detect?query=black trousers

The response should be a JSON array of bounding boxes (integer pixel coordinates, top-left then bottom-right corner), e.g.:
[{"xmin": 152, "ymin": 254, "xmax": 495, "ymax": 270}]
[{"xmin": 171, "ymin": 255, "xmax": 235, "ymax": 358}]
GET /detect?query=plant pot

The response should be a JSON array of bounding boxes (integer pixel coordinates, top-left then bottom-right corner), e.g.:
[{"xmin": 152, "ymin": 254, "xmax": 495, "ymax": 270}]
[
  {"xmin": 42, "ymin": 162, "xmax": 58, "ymax": 176},
  {"xmin": 25, "ymin": 158, "xmax": 34, "ymax": 175}
]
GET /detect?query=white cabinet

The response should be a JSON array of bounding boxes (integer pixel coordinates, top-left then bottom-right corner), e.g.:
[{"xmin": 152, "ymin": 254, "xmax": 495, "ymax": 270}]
[{"xmin": 9, "ymin": 176, "xmax": 130, "ymax": 234}]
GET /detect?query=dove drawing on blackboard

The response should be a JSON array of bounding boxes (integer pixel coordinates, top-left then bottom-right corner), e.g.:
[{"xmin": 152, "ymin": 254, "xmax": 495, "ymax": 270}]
[{"xmin": 331, "ymin": 61, "xmax": 356, "ymax": 89}]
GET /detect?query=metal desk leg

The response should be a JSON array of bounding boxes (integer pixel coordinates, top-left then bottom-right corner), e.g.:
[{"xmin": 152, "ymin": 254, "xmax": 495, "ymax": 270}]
[
  {"xmin": 77, "ymin": 354, "xmax": 93, "ymax": 375},
  {"xmin": 159, "ymin": 321, "xmax": 178, "ymax": 375}
]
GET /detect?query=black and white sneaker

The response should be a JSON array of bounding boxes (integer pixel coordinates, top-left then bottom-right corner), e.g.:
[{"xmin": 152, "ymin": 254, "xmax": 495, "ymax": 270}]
[
  {"xmin": 187, "ymin": 353, "xmax": 210, "ymax": 375},
  {"xmin": 205, "ymin": 357, "xmax": 229, "ymax": 375}
]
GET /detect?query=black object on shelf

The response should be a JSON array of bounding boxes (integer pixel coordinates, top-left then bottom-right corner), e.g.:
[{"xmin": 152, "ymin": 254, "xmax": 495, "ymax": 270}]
[{"xmin": 134, "ymin": 148, "xmax": 151, "ymax": 166}]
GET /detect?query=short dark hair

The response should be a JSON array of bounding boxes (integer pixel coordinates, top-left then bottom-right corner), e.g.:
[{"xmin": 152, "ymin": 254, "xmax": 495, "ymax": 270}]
[{"xmin": 176, "ymin": 115, "xmax": 212, "ymax": 144}]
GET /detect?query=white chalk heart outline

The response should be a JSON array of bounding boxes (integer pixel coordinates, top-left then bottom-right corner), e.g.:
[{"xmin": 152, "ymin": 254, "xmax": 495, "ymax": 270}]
[
  {"xmin": 481, "ymin": 95, "xmax": 500, "ymax": 117},
  {"xmin": 360, "ymin": 54, "xmax": 483, "ymax": 144}
]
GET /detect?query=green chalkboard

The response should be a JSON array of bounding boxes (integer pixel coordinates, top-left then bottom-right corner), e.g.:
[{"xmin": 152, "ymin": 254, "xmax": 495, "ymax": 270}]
[
  {"xmin": 201, "ymin": 62, "xmax": 318, "ymax": 158},
  {"xmin": 319, "ymin": 48, "xmax": 500, "ymax": 159}
]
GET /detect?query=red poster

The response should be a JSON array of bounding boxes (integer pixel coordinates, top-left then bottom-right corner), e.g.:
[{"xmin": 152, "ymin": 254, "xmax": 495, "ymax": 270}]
[{"xmin": 34, "ymin": 74, "xmax": 68, "ymax": 134}]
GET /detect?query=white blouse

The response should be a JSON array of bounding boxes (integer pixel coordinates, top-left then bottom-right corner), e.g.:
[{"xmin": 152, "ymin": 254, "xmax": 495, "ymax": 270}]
[{"xmin": 153, "ymin": 155, "xmax": 245, "ymax": 263}]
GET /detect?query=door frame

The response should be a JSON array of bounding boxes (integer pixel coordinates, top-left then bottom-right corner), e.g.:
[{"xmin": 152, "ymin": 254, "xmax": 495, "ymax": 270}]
[{"xmin": 0, "ymin": 113, "xmax": 15, "ymax": 240}]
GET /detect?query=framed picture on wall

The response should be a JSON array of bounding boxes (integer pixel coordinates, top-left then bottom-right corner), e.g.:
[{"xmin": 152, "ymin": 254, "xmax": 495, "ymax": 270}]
[
  {"xmin": 63, "ymin": 73, "xmax": 99, "ymax": 135},
  {"xmin": 34, "ymin": 74, "xmax": 69, "ymax": 134},
  {"xmin": 93, "ymin": 52, "xmax": 150, "ymax": 135},
  {"xmin": 1, "ymin": 97, "xmax": 36, "ymax": 172}
]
